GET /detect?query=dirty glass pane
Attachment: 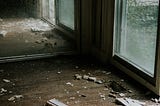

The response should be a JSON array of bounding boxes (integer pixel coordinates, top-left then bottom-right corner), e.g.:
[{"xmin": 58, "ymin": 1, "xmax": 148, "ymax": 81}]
[
  {"xmin": 42, "ymin": 0, "xmax": 55, "ymax": 24},
  {"xmin": 42, "ymin": 0, "xmax": 49, "ymax": 19},
  {"xmin": 114, "ymin": 0, "xmax": 159, "ymax": 76},
  {"xmin": 58, "ymin": 0, "xmax": 74, "ymax": 30},
  {"xmin": 49, "ymin": 0, "xmax": 55, "ymax": 24}
]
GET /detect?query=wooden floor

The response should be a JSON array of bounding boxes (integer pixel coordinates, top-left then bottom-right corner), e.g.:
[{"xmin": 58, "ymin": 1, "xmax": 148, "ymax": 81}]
[{"xmin": 0, "ymin": 56, "xmax": 158, "ymax": 106}]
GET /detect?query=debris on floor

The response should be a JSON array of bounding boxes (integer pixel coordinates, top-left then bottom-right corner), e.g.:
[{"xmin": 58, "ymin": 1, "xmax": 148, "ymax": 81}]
[
  {"xmin": 79, "ymin": 94, "xmax": 86, "ymax": 98},
  {"xmin": 75, "ymin": 74, "xmax": 104, "ymax": 84},
  {"xmin": 0, "ymin": 57, "xmax": 159, "ymax": 106},
  {"xmin": 116, "ymin": 98, "xmax": 146, "ymax": 106},
  {"xmin": 76, "ymin": 91, "xmax": 80, "ymax": 94},
  {"xmin": 25, "ymin": 40, "xmax": 29, "ymax": 43},
  {"xmin": 121, "ymin": 79, "xmax": 124, "ymax": 82},
  {"xmin": 128, "ymin": 89, "xmax": 133, "ymax": 93},
  {"xmin": 3, "ymin": 79, "xmax": 11, "ymax": 83},
  {"xmin": 35, "ymin": 38, "xmax": 49, "ymax": 44},
  {"xmin": 81, "ymin": 69, "xmax": 86, "ymax": 72},
  {"xmin": 45, "ymin": 99, "xmax": 68, "ymax": 106},
  {"xmin": 44, "ymin": 43, "xmax": 54, "ymax": 50},
  {"xmin": 9, "ymin": 91, "xmax": 13, "ymax": 94},
  {"xmin": 74, "ymin": 100, "xmax": 80, "ymax": 104},
  {"xmin": 8, "ymin": 95, "xmax": 24, "ymax": 102},
  {"xmin": 108, "ymin": 93, "xmax": 117, "ymax": 98},
  {"xmin": 35, "ymin": 40, "xmax": 42, "ymax": 44},
  {"xmin": 100, "ymin": 94, "xmax": 106, "ymax": 100},
  {"xmin": 1, "ymin": 88, "xmax": 7, "ymax": 93},
  {"xmin": 74, "ymin": 74, "xmax": 103, "ymax": 84},
  {"xmin": 66, "ymin": 82, "xmax": 74, "ymax": 87},
  {"xmin": 0, "ymin": 30, "xmax": 7, "ymax": 38},
  {"xmin": 151, "ymin": 98, "xmax": 160, "ymax": 103},
  {"xmin": 69, "ymin": 97, "xmax": 75, "ymax": 100},
  {"xmin": 119, "ymin": 93, "xmax": 125, "ymax": 97},
  {"xmin": 57, "ymin": 71, "xmax": 61, "ymax": 74},
  {"xmin": 75, "ymin": 66, "xmax": 79, "ymax": 69},
  {"xmin": 104, "ymin": 88, "xmax": 109, "ymax": 91},
  {"xmin": 95, "ymin": 80, "xmax": 103, "ymax": 84},
  {"xmin": 0, "ymin": 18, "xmax": 3, "ymax": 22},
  {"xmin": 1, "ymin": 18, "xmax": 52, "ymax": 33},
  {"xmin": 31, "ymin": 27, "xmax": 48, "ymax": 32},
  {"xmin": 106, "ymin": 72, "xmax": 111, "ymax": 75},
  {"xmin": 31, "ymin": 28, "xmax": 41, "ymax": 32},
  {"xmin": 83, "ymin": 86, "xmax": 87, "ymax": 89},
  {"xmin": 41, "ymin": 37, "xmax": 48, "ymax": 42},
  {"xmin": 74, "ymin": 74, "xmax": 82, "ymax": 80},
  {"xmin": 88, "ymin": 77, "xmax": 97, "ymax": 82},
  {"xmin": 109, "ymin": 81, "xmax": 126, "ymax": 92},
  {"xmin": 83, "ymin": 75, "xmax": 89, "ymax": 80}
]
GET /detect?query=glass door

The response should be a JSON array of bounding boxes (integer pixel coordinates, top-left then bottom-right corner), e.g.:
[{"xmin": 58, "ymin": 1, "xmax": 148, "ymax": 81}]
[{"xmin": 114, "ymin": 0, "xmax": 159, "ymax": 77}]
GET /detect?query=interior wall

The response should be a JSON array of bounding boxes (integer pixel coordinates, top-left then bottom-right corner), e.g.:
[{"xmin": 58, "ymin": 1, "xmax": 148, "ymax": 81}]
[
  {"xmin": 0, "ymin": 0, "xmax": 40, "ymax": 18},
  {"xmin": 24, "ymin": 0, "xmax": 41, "ymax": 18},
  {"xmin": 0, "ymin": 0, "xmax": 26, "ymax": 18},
  {"xmin": 0, "ymin": 0, "xmax": 25, "ymax": 8}
]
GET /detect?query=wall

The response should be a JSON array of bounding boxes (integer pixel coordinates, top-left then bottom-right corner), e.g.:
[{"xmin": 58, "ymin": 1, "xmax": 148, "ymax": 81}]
[
  {"xmin": 24, "ymin": 0, "xmax": 40, "ymax": 18},
  {"xmin": 0, "ymin": 0, "xmax": 25, "ymax": 7},
  {"xmin": 0, "ymin": 0, "xmax": 40, "ymax": 18}
]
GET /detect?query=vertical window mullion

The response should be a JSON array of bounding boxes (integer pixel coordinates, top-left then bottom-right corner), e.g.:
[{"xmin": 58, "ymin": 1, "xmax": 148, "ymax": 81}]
[{"xmin": 120, "ymin": 0, "xmax": 127, "ymax": 54}]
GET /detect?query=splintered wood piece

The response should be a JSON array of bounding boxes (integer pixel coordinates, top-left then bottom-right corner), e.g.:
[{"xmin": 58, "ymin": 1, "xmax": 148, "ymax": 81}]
[
  {"xmin": 116, "ymin": 98, "xmax": 145, "ymax": 106},
  {"xmin": 46, "ymin": 99, "xmax": 68, "ymax": 106}
]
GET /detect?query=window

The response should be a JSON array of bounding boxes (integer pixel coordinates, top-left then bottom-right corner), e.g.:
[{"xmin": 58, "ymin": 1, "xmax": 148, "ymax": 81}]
[
  {"xmin": 41, "ymin": 0, "xmax": 55, "ymax": 24},
  {"xmin": 56, "ymin": 0, "xmax": 75, "ymax": 30},
  {"xmin": 41, "ymin": 0, "xmax": 75, "ymax": 31},
  {"xmin": 114, "ymin": 0, "xmax": 159, "ymax": 77}
]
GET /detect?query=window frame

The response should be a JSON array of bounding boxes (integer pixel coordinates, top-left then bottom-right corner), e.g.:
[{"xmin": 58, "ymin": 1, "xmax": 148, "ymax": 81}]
[{"xmin": 112, "ymin": 0, "xmax": 160, "ymax": 94}]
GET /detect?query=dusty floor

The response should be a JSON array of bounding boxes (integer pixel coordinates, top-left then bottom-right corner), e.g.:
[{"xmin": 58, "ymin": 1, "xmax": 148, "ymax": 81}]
[
  {"xmin": 0, "ymin": 18, "xmax": 74, "ymax": 57},
  {"xmin": 0, "ymin": 56, "xmax": 159, "ymax": 106}
]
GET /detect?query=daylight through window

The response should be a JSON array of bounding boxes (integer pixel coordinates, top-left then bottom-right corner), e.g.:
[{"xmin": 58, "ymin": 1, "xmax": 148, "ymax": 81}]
[{"xmin": 114, "ymin": 0, "xmax": 159, "ymax": 76}]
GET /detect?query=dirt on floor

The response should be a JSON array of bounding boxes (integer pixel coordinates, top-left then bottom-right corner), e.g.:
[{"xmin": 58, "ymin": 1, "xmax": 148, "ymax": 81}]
[
  {"xmin": 0, "ymin": 18, "xmax": 74, "ymax": 57},
  {"xmin": 0, "ymin": 56, "xmax": 159, "ymax": 106}
]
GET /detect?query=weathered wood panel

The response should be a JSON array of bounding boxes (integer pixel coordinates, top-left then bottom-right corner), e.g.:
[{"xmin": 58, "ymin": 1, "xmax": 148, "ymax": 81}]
[
  {"xmin": 89, "ymin": 0, "xmax": 115, "ymax": 63},
  {"xmin": 80, "ymin": 0, "xmax": 93, "ymax": 54}
]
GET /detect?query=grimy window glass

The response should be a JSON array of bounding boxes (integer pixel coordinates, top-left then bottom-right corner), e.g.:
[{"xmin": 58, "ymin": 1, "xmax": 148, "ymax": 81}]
[
  {"xmin": 114, "ymin": 0, "xmax": 159, "ymax": 76},
  {"xmin": 58, "ymin": 0, "xmax": 74, "ymax": 30},
  {"xmin": 42, "ymin": 0, "xmax": 55, "ymax": 24}
]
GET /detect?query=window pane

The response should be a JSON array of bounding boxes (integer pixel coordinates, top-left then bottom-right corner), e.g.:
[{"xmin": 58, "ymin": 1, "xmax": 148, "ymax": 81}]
[
  {"xmin": 114, "ymin": 0, "xmax": 159, "ymax": 76},
  {"xmin": 49, "ymin": 0, "xmax": 55, "ymax": 24},
  {"xmin": 58, "ymin": 0, "xmax": 74, "ymax": 30},
  {"xmin": 42, "ymin": 0, "xmax": 49, "ymax": 18},
  {"xmin": 42, "ymin": 0, "xmax": 55, "ymax": 24}
]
